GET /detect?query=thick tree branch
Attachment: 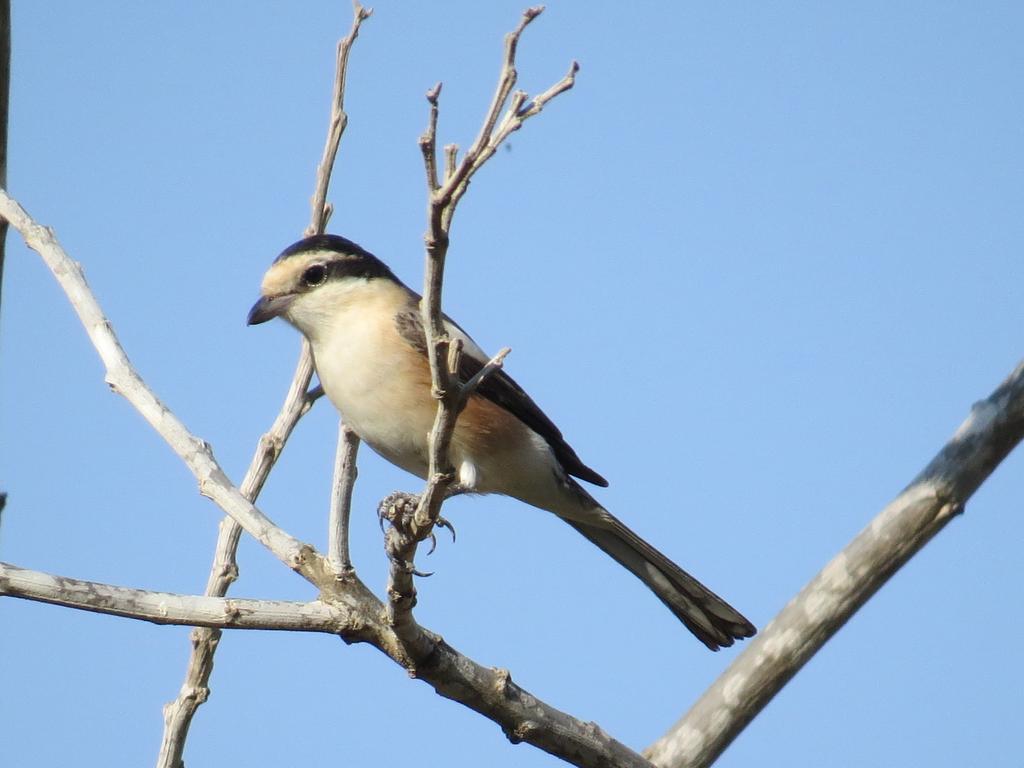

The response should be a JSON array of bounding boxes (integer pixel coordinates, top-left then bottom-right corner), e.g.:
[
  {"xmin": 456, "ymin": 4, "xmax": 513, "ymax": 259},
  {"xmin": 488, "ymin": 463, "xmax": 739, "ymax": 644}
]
[
  {"xmin": 645, "ymin": 360, "xmax": 1024, "ymax": 768},
  {"xmin": 406, "ymin": 634, "xmax": 652, "ymax": 768},
  {"xmin": 0, "ymin": 562, "xmax": 349, "ymax": 632}
]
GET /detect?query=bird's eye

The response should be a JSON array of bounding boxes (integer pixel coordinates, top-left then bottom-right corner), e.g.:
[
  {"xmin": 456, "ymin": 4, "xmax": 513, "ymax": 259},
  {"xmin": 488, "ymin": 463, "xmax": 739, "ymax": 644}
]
[{"xmin": 301, "ymin": 264, "xmax": 327, "ymax": 287}]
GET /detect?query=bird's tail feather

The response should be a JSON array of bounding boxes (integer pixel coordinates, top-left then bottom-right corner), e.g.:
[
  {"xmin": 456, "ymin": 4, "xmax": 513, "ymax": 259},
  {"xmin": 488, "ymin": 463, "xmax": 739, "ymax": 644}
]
[{"xmin": 563, "ymin": 512, "xmax": 756, "ymax": 650}]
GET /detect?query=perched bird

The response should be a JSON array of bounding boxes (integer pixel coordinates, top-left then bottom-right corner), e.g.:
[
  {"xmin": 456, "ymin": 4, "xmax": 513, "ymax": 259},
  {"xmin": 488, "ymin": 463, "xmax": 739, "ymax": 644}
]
[{"xmin": 248, "ymin": 234, "xmax": 755, "ymax": 650}]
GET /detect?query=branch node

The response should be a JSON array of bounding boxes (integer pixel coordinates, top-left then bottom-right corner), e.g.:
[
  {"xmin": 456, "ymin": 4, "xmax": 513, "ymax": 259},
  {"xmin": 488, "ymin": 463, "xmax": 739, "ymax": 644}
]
[
  {"xmin": 510, "ymin": 720, "xmax": 539, "ymax": 744},
  {"xmin": 493, "ymin": 667, "xmax": 514, "ymax": 696}
]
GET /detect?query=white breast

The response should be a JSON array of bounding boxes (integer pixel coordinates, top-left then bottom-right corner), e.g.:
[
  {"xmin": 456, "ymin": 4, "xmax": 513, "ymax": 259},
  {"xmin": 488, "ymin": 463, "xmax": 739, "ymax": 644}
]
[{"xmin": 291, "ymin": 280, "xmax": 436, "ymax": 479}]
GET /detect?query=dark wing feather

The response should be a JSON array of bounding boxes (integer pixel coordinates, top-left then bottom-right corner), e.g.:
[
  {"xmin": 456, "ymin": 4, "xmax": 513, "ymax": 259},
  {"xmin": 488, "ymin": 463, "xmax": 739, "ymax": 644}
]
[
  {"xmin": 395, "ymin": 307, "xmax": 608, "ymax": 487},
  {"xmin": 458, "ymin": 354, "xmax": 608, "ymax": 487}
]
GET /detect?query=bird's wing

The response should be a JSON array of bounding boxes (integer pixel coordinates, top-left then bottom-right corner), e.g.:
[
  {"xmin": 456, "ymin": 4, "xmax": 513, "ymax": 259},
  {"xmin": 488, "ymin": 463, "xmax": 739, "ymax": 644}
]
[{"xmin": 393, "ymin": 305, "xmax": 608, "ymax": 487}]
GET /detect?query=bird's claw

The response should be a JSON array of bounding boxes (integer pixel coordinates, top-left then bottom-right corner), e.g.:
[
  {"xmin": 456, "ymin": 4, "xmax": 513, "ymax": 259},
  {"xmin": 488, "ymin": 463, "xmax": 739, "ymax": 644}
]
[
  {"xmin": 385, "ymin": 550, "xmax": 433, "ymax": 578},
  {"xmin": 435, "ymin": 515, "xmax": 457, "ymax": 543},
  {"xmin": 424, "ymin": 515, "xmax": 456, "ymax": 556}
]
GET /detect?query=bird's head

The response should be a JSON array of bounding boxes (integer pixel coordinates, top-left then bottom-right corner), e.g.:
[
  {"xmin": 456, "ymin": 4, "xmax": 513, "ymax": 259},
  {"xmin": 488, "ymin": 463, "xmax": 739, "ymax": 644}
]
[{"xmin": 247, "ymin": 234, "xmax": 399, "ymax": 339}]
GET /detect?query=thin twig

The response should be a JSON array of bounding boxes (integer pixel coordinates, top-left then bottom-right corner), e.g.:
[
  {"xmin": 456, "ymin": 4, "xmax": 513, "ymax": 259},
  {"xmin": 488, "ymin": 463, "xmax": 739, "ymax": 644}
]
[
  {"xmin": 202, "ymin": 342, "xmax": 321, "ymax": 600},
  {"xmin": 645, "ymin": 360, "xmax": 1024, "ymax": 768},
  {"xmin": 328, "ymin": 423, "xmax": 360, "ymax": 574},
  {"xmin": 305, "ymin": 1, "xmax": 373, "ymax": 237},
  {"xmin": 457, "ymin": 346, "xmax": 511, "ymax": 411},
  {"xmin": 448, "ymin": 59, "xmax": 578, "ymax": 220},
  {"xmin": 418, "ymin": 82, "xmax": 442, "ymax": 193},
  {"xmin": 444, "ymin": 143, "xmax": 458, "ymax": 184}
]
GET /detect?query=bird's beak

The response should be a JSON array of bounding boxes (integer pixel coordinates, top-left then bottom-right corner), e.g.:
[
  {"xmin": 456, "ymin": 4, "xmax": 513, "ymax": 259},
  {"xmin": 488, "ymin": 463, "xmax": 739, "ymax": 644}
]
[{"xmin": 247, "ymin": 294, "xmax": 294, "ymax": 325}]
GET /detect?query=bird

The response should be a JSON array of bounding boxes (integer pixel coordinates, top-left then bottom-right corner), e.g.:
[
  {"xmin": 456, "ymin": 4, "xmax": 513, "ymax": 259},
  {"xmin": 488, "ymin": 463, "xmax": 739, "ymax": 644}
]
[{"xmin": 247, "ymin": 233, "xmax": 756, "ymax": 650}]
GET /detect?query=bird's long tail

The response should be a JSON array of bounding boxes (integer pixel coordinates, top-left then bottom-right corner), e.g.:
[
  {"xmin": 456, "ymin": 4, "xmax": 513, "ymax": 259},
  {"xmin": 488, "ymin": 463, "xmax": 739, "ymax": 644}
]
[{"xmin": 563, "ymin": 511, "xmax": 756, "ymax": 650}]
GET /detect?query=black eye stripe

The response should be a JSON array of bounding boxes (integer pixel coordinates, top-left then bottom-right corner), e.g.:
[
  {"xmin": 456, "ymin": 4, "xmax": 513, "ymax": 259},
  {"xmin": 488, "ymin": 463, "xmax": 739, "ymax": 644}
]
[{"xmin": 294, "ymin": 256, "xmax": 398, "ymax": 288}]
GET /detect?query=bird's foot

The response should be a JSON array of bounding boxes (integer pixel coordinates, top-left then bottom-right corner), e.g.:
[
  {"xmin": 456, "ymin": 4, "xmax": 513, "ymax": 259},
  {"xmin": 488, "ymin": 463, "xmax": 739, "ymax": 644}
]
[
  {"xmin": 378, "ymin": 490, "xmax": 456, "ymax": 551},
  {"xmin": 378, "ymin": 491, "xmax": 420, "ymax": 533}
]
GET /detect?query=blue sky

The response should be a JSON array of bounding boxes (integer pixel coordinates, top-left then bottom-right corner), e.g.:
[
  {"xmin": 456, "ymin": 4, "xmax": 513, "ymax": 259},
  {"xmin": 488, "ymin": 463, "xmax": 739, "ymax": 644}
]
[{"xmin": 2, "ymin": 3, "xmax": 1022, "ymax": 766}]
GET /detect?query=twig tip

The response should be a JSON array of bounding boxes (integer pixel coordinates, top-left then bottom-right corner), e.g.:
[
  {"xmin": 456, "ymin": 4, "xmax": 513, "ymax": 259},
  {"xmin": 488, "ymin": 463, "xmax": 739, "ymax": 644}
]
[{"xmin": 352, "ymin": 1, "xmax": 373, "ymax": 21}]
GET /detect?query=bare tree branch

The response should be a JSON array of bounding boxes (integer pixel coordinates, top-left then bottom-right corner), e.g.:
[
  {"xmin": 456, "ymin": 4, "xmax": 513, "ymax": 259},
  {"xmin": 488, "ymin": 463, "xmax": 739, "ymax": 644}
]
[
  {"xmin": 368, "ymin": 14, "xmax": 597, "ymax": 760},
  {"xmin": 645, "ymin": 360, "xmax": 1024, "ymax": 768},
  {"xmin": 0, "ymin": 562, "xmax": 349, "ymax": 632},
  {"xmin": 402, "ymin": 3, "xmax": 577, "ymax": 571},
  {"xmin": 0, "ymin": 0, "xmax": 8, "ymax": 330},
  {"xmin": 159, "ymin": 5, "xmax": 370, "ymax": 763},
  {"xmin": 158, "ymin": 342, "xmax": 321, "ymax": 768},
  {"xmin": 1, "ymin": 185, "xmax": 653, "ymax": 768},
  {"xmin": 0, "ymin": 10, "xmax": 656, "ymax": 765}
]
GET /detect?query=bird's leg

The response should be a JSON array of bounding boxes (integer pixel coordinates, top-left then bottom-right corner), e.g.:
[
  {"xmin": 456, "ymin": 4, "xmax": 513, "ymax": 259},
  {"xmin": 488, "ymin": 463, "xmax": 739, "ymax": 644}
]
[{"xmin": 444, "ymin": 482, "xmax": 473, "ymax": 498}]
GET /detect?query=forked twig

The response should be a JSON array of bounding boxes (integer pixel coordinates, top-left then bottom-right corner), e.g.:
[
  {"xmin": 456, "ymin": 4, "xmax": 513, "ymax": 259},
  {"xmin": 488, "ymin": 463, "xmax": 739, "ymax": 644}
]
[{"xmin": 382, "ymin": 12, "xmax": 576, "ymax": 639}]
